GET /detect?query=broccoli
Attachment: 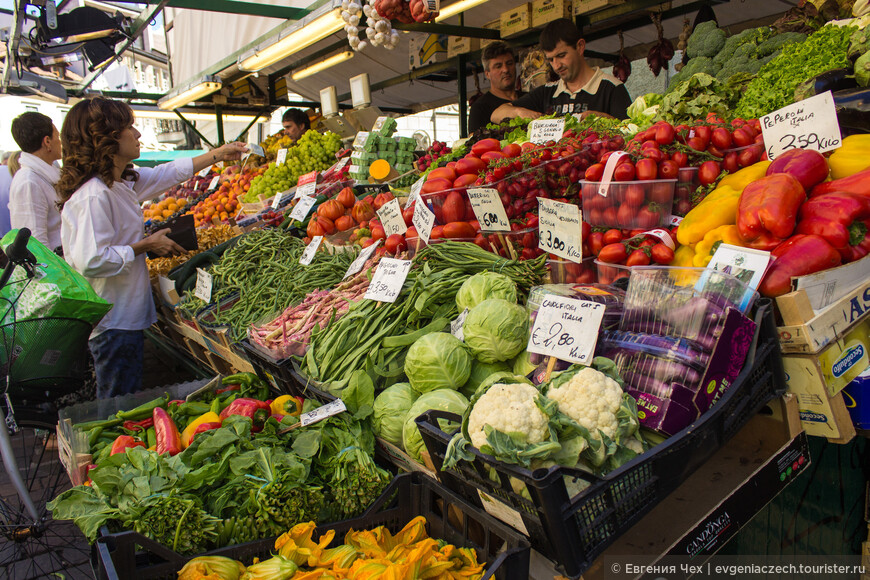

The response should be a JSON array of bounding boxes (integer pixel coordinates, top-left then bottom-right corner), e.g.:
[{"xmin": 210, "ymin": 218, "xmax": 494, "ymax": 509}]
[
  {"xmin": 667, "ymin": 56, "xmax": 717, "ymax": 92},
  {"xmin": 713, "ymin": 27, "xmax": 773, "ymax": 68},
  {"xmin": 686, "ymin": 20, "xmax": 727, "ymax": 59},
  {"xmin": 755, "ymin": 32, "xmax": 807, "ymax": 57},
  {"xmin": 667, "ymin": 70, "xmax": 688, "ymax": 92}
]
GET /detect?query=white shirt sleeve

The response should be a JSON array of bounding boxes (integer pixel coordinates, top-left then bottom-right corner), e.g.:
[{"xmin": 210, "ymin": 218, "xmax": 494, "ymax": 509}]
[
  {"xmin": 9, "ymin": 173, "xmax": 52, "ymax": 248},
  {"xmin": 62, "ymin": 191, "xmax": 135, "ymax": 278},
  {"xmin": 131, "ymin": 158, "xmax": 195, "ymax": 203}
]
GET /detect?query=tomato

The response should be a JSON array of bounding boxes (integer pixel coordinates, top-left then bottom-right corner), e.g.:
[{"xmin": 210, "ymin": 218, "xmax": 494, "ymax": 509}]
[
  {"xmin": 731, "ymin": 128, "xmax": 753, "ymax": 147},
  {"xmin": 722, "ymin": 151, "xmax": 739, "ymax": 173},
  {"xmin": 371, "ymin": 225, "xmax": 386, "ymax": 241},
  {"xmin": 641, "ymin": 147, "xmax": 664, "ymax": 163},
  {"xmin": 602, "ymin": 228, "xmax": 624, "ymax": 245},
  {"xmin": 384, "ymin": 234, "xmax": 407, "ymax": 255},
  {"xmin": 706, "ymin": 145, "xmax": 725, "ymax": 158},
  {"xmin": 687, "ymin": 137, "xmax": 707, "ymax": 151},
  {"xmin": 502, "ymin": 143, "xmax": 522, "ymax": 158},
  {"xmin": 648, "ymin": 182, "xmax": 672, "ymax": 204},
  {"xmin": 421, "ymin": 178, "xmax": 452, "ymax": 194},
  {"xmin": 658, "ymin": 160, "xmax": 679, "ymax": 180},
  {"xmin": 430, "ymin": 225, "xmax": 445, "ymax": 240},
  {"xmin": 481, "ymin": 151, "xmax": 505, "ymax": 164},
  {"xmin": 626, "ymin": 248, "xmax": 651, "ymax": 267},
  {"xmin": 711, "ymin": 127, "xmax": 732, "ymax": 150},
  {"xmin": 588, "ymin": 231, "xmax": 605, "ymax": 256},
  {"xmin": 453, "ymin": 174, "xmax": 478, "ymax": 189},
  {"xmin": 402, "ymin": 204, "xmax": 415, "ymax": 226},
  {"xmin": 616, "ymin": 203, "xmax": 636, "ymax": 228},
  {"xmin": 471, "ymin": 138, "xmax": 501, "ymax": 157},
  {"xmin": 428, "ymin": 167, "xmax": 457, "ymax": 183},
  {"xmin": 650, "ymin": 243, "xmax": 675, "ymax": 265},
  {"xmin": 335, "ymin": 215, "xmax": 356, "ymax": 231},
  {"xmin": 738, "ymin": 144, "xmax": 763, "ymax": 168},
  {"xmin": 317, "ymin": 199, "xmax": 345, "ymax": 221},
  {"xmin": 698, "ymin": 160, "xmax": 722, "ymax": 186},
  {"xmin": 442, "ymin": 221, "xmax": 477, "ymax": 239},
  {"xmin": 623, "ymin": 184, "xmax": 645, "ymax": 207},
  {"xmin": 694, "ymin": 125, "xmax": 712, "ymax": 147},
  {"xmin": 360, "ymin": 238, "xmax": 376, "ymax": 248},
  {"xmin": 613, "ymin": 162, "xmax": 637, "ymax": 182},
  {"xmin": 336, "ymin": 186, "xmax": 356, "ymax": 209},
  {"xmin": 405, "ymin": 226, "xmax": 418, "ymax": 238},
  {"xmin": 598, "ymin": 243, "xmax": 628, "ymax": 264},
  {"xmin": 641, "ymin": 139, "xmax": 660, "ymax": 150},
  {"xmin": 670, "ymin": 152, "xmax": 689, "ymax": 167},
  {"xmin": 585, "ymin": 163, "xmax": 605, "ymax": 181},
  {"xmin": 655, "ymin": 123, "xmax": 675, "ymax": 145},
  {"xmin": 473, "ymin": 233, "xmax": 489, "ymax": 250},
  {"xmin": 602, "ymin": 206, "xmax": 618, "ymax": 225},
  {"xmin": 441, "ymin": 191, "xmax": 465, "ymax": 223},
  {"xmin": 635, "ymin": 158, "xmax": 658, "ymax": 181},
  {"xmin": 454, "ymin": 157, "xmax": 487, "ymax": 176}
]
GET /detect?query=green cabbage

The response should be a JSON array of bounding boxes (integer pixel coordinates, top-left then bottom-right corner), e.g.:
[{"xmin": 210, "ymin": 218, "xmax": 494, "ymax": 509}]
[
  {"xmin": 511, "ymin": 350, "xmax": 538, "ymax": 377},
  {"xmin": 463, "ymin": 299, "xmax": 529, "ymax": 363},
  {"xmin": 455, "ymin": 271, "xmax": 518, "ymax": 311},
  {"xmin": 459, "ymin": 359, "xmax": 511, "ymax": 399},
  {"xmin": 372, "ymin": 383, "xmax": 419, "ymax": 446},
  {"xmin": 404, "ymin": 332, "xmax": 471, "ymax": 394},
  {"xmin": 402, "ymin": 389, "xmax": 469, "ymax": 463}
]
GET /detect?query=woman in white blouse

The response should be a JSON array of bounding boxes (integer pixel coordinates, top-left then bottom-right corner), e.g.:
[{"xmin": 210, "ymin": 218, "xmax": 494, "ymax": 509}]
[{"xmin": 57, "ymin": 97, "xmax": 247, "ymax": 398}]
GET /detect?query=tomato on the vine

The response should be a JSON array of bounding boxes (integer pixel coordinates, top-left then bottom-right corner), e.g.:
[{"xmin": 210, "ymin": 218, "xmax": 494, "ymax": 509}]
[
  {"xmin": 650, "ymin": 243, "xmax": 675, "ymax": 264},
  {"xmin": 698, "ymin": 160, "xmax": 722, "ymax": 186},
  {"xmin": 626, "ymin": 248, "xmax": 651, "ymax": 267},
  {"xmin": 602, "ymin": 228, "xmax": 623, "ymax": 245},
  {"xmin": 598, "ymin": 243, "xmax": 628, "ymax": 264}
]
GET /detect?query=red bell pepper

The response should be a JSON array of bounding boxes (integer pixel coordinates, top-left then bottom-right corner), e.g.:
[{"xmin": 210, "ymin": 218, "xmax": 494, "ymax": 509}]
[
  {"xmin": 810, "ymin": 167, "xmax": 870, "ymax": 198},
  {"xmin": 737, "ymin": 174, "xmax": 806, "ymax": 250},
  {"xmin": 766, "ymin": 148, "xmax": 829, "ymax": 191},
  {"xmin": 189, "ymin": 421, "xmax": 222, "ymax": 445},
  {"xmin": 758, "ymin": 234, "xmax": 842, "ymax": 297},
  {"xmin": 796, "ymin": 192, "xmax": 870, "ymax": 263},
  {"xmin": 219, "ymin": 398, "xmax": 271, "ymax": 431},
  {"xmin": 153, "ymin": 407, "xmax": 182, "ymax": 456},
  {"xmin": 109, "ymin": 435, "xmax": 146, "ymax": 455}
]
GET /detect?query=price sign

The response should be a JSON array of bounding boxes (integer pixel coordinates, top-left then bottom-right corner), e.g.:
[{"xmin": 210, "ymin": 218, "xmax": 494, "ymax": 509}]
[
  {"xmin": 194, "ymin": 179, "xmax": 203, "ymax": 191},
  {"xmin": 405, "ymin": 176, "xmax": 425, "ymax": 209},
  {"xmin": 294, "ymin": 171, "xmax": 318, "ymax": 199},
  {"xmin": 365, "ymin": 258, "xmax": 412, "ymax": 303},
  {"xmin": 207, "ymin": 176, "xmax": 220, "ymax": 191},
  {"xmin": 326, "ymin": 157, "xmax": 350, "ymax": 174},
  {"xmin": 412, "ymin": 199, "xmax": 435, "ymax": 244},
  {"xmin": 194, "ymin": 268, "xmax": 213, "ymax": 302},
  {"xmin": 538, "ymin": 198, "xmax": 583, "ymax": 262},
  {"xmin": 451, "ymin": 308, "xmax": 468, "ymax": 341},
  {"xmin": 272, "ymin": 190, "xmax": 289, "ymax": 209},
  {"xmin": 527, "ymin": 296, "xmax": 605, "ymax": 365},
  {"xmin": 197, "ymin": 167, "xmax": 211, "ymax": 177},
  {"xmin": 275, "ymin": 148, "xmax": 288, "ymax": 165},
  {"xmin": 343, "ymin": 240, "xmax": 381, "ymax": 280},
  {"xmin": 528, "ymin": 118, "xmax": 565, "ymax": 144},
  {"xmin": 300, "ymin": 236, "xmax": 323, "ymax": 266},
  {"xmin": 761, "ymin": 91, "xmax": 841, "ymax": 160},
  {"xmin": 467, "ymin": 188, "xmax": 510, "ymax": 231},
  {"xmin": 353, "ymin": 131, "xmax": 370, "ymax": 150},
  {"xmin": 597, "ymin": 151, "xmax": 628, "ymax": 197},
  {"xmin": 288, "ymin": 195, "xmax": 316, "ymax": 222},
  {"xmin": 248, "ymin": 143, "xmax": 265, "ymax": 157},
  {"xmin": 300, "ymin": 399, "xmax": 347, "ymax": 427},
  {"xmin": 377, "ymin": 198, "xmax": 408, "ymax": 237}
]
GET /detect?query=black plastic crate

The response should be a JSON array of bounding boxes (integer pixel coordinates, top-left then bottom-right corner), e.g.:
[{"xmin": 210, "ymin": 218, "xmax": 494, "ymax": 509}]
[
  {"xmin": 416, "ymin": 299, "xmax": 786, "ymax": 578},
  {"xmin": 240, "ymin": 338, "xmax": 335, "ymax": 403},
  {"xmin": 93, "ymin": 472, "xmax": 530, "ymax": 580}
]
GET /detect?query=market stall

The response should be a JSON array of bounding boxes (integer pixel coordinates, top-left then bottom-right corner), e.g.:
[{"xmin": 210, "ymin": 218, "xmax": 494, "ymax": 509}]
[{"xmin": 29, "ymin": 1, "xmax": 870, "ymax": 578}]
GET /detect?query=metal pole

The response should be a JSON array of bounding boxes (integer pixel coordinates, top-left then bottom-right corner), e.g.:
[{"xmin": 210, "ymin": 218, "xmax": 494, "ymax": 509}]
[
  {"xmin": 174, "ymin": 110, "xmax": 215, "ymax": 149},
  {"xmin": 215, "ymin": 105, "xmax": 225, "ymax": 145},
  {"xmin": 458, "ymin": 54, "xmax": 468, "ymax": 139},
  {"xmin": 0, "ymin": 409, "xmax": 40, "ymax": 522},
  {"xmin": 233, "ymin": 105, "xmax": 271, "ymax": 143}
]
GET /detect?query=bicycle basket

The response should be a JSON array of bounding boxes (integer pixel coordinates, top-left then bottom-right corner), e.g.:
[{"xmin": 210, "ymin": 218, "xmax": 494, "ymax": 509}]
[{"xmin": 0, "ymin": 317, "xmax": 93, "ymax": 402}]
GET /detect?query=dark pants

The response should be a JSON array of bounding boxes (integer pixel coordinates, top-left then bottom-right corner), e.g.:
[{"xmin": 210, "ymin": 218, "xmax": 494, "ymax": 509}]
[{"xmin": 88, "ymin": 329, "xmax": 144, "ymax": 399}]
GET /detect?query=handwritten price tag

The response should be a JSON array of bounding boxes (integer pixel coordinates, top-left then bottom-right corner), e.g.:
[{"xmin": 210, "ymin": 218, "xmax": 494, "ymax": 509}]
[
  {"xmin": 405, "ymin": 176, "xmax": 425, "ymax": 209},
  {"xmin": 300, "ymin": 236, "xmax": 323, "ymax": 265},
  {"xmin": 197, "ymin": 167, "xmax": 211, "ymax": 178},
  {"xmin": 275, "ymin": 148, "xmax": 288, "ymax": 165},
  {"xmin": 248, "ymin": 143, "xmax": 265, "ymax": 157},
  {"xmin": 294, "ymin": 171, "xmax": 318, "ymax": 199},
  {"xmin": 467, "ymin": 188, "xmax": 510, "ymax": 232},
  {"xmin": 528, "ymin": 118, "xmax": 565, "ymax": 144},
  {"xmin": 272, "ymin": 190, "xmax": 288, "ymax": 209},
  {"xmin": 344, "ymin": 240, "xmax": 381, "ymax": 280},
  {"xmin": 761, "ymin": 91, "xmax": 841, "ymax": 160},
  {"xmin": 365, "ymin": 258, "xmax": 412, "ymax": 303},
  {"xmin": 527, "ymin": 296, "xmax": 605, "ymax": 365},
  {"xmin": 451, "ymin": 308, "xmax": 468, "ymax": 341},
  {"xmin": 300, "ymin": 399, "xmax": 347, "ymax": 427},
  {"xmin": 412, "ymin": 200, "xmax": 435, "ymax": 244},
  {"xmin": 289, "ymin": 195, "xmax": 316, "ymax": 222},
  {"xmin": 194, "ymin": 268, "xmax": 213, "ymax": 302},
  {"xmin": 207, "ymin": 176, "xmax": 220, "ymax": 191},
  {"xmin": 376, "ymin": 198, "xmax": 408, "ymax": 236},
  {"xmin": 538, "ymin": 198, "xmax": 583, "ymax": 263}
]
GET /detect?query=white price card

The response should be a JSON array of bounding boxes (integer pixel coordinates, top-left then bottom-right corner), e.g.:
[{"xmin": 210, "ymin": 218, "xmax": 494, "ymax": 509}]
[
  {"xmin": 300, "ymin": 399, "xmax": 347, "ymax": 427},
  {"xmin": 364, "ymin": 258, "xmax": 412, "ymax": 303},
  {"xmin": 597, "ymin": 151, "xmax": 628, "ymax": 197},
  {"xmin": 527, "ymin": 296, "xmax": 606, "ymax": 365},
  {"xmin": 194, "ymin": 268, "xmax": 213, "ymax": 302},
  {"xmin": 761, "ymin": 91, "xmax": 842, "ymax": 160},
  {"xmin": 467, "ymin": 188, "xmax": 510, "ymax": 232},
  {"xmin": 194, "ymin": 179, "xmax": 203, "ymax": 191},
  {"xmin": 275, "ymin": 148, "xmax": 288, "ymax": 166},
  {"xmin": 405, "ymin": 176, "xmax": 425, "ymax": 209},
  {"xmin": 451, "ymin": 308, "xmax": 468, "ymax": 341},
  {"xmin": 208, "ymin": 176, "xmax": 220, "ymax": 191},
  {"xmin": 197, "ymin": 167, "xmax": 211, "ymax": 177},
  {"xmin": 299, "ymin": 236, "xmax": 323, "ymax": 266},
  {"xmin": 412, "ymin": 199, "xmax": 435, "ymax": 244},
  {"xmin": 326, "ymin": 157, "xmax": 350, "ymax": 174},
  {"xmin": 272, "ymin": 190, "xmax": 289, "ymax": 209},
  {"xmin": 289, "ymin": 195, "xmax": 316, "ymax": 222},
  {"xmin": 528, "ymin": 118, "xmax": 565, "ymax": 145},
  {"xmin": 353, "ymin": 131, "xmax": 370, "ymax": 150},
  {"xmin": 376, "ymin": 198, "xmax": 408, "ymax": 237},
  {"xmin": 294, "ymin": 171, "xmax": 318, "ymax": 199},
  {"xmin": 538, "ymin": 198, "xmax": 583, "ymax": 262},
  {"xmin": 343, "ymin": 240, "xmax": 381, "ymax": 280},
  {"xmin": 248, "ymin": 143, "xmax": 265, "ymax": 157}
]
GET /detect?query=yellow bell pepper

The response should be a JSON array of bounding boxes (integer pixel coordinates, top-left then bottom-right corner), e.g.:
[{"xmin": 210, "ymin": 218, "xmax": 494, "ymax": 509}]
[
  {"xmin": 270, "ymin": 394, "xmax": 303, "ymax": 417},
  {"xmin": 180, "ymin": 411, "xmax": 221, "ymax": 449},
  {"xmin": 692, "ymin": 225, "xmax": 744, "ymax": 267},
  {"xmin": 828, "ymin": 135, "xmax": 870, "ymax": 180},
  {"xmin": 717, "ymin": 160, "xmax": 771, "ymax": 191},
  {"xmin": 671, "ymin": 244, "xmax": 696, "ymax": 268}
]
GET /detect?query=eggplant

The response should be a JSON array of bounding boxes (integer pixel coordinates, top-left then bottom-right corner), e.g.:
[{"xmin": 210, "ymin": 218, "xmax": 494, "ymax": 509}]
[{"xmin": 794, "ymin": 68, "xmax": 857, "ymax": 103}]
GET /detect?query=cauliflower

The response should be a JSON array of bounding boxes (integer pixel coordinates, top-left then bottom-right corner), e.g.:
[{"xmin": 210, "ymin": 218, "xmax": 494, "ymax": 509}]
[
  {"xmin": 467, "ymin": 383, "xmax": 548, "ymax": 449},
  {"xmin": 547, "ymin": 367, "xmax": 623, "ymax": 440}
]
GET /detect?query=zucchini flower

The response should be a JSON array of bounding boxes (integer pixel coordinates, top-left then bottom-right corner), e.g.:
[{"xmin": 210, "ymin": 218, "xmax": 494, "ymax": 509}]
[
  {"xmin": 177, "ymin": 556, "xmax": 246, "ymax": 580},
  {"xmin": 242, "ymin": 555, "xmax": 298, "ymax": 580}
]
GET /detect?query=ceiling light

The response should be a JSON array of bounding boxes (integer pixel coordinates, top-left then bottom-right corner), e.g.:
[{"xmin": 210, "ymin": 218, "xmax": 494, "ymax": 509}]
[
  {"xmin": 133, "ymin": 109, "xmax": 270, "ymax": 123},
  {"xmin": 435, "ymin": 0, "xmax": 491, "ymax": 22},
  {"xmin": 291, "ymin": 51, "xmax": 353, "ymax": 81},
  {"xmin": 238, "ymin": 6, "xmax": 344, "ymax": 72},
  {"xmin": 158, "ymin": 76, "xmax": 222, "ymax": 111}
]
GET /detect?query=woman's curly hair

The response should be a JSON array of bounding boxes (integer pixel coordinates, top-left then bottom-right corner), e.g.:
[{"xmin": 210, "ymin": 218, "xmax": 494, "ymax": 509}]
[{"xmin": 56, "ymin": 97, "xmax": 139, "ymax": 209}]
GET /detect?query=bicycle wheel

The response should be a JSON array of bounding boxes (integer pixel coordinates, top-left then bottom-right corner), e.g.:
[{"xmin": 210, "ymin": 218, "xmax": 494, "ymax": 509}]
[{"xmin": 0, "ymin": 418, "xmax": 92, "ymax": 580}]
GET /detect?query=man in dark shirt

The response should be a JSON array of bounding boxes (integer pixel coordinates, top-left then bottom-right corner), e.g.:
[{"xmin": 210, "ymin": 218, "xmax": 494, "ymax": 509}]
[
  {"xmin": 492, "ymin": 18, "xmax": 632, "ymax": 123},
  {"xmin": 468, "ymin": 42, "xmax": 524, "ymax": 133}
]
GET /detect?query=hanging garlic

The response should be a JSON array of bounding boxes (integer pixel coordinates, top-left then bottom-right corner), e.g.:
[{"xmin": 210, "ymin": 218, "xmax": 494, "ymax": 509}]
[
  {"xmin": 342, "ymin": 0, "xmax": 350, "ymax": 9},
  {"xmin": 348, "ymin": 1, "xmax": 362, "ymax": 13}
]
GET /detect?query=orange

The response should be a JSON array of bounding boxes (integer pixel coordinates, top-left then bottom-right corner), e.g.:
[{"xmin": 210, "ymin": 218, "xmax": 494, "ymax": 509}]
[{"xmin": 162, "ymin": 209, "xmax": 174, "ymax": 218}]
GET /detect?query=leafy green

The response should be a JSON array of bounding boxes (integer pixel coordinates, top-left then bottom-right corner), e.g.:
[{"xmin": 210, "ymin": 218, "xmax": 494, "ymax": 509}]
[
  {"xmin": 462, "ymin": 298, "xmax": 529, "ymax": 363},
  {"xmin": 656, "ymin": 73, "xmax": 740, "ymax": 125}
]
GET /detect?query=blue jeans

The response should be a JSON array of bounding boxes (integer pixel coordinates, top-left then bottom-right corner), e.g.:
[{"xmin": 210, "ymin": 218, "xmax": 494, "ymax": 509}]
[{"xmin": 89, "ymin": 329, "xmax": 144, "ymax": 399}]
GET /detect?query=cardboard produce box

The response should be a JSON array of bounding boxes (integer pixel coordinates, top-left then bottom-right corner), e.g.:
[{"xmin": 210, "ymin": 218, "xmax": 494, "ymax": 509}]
[
  {"xmin": 500, "ymin": 3, "xmax": 531, "ymax": 38},
  {"xmin": 784, "ymin": 318, "xmax": 869, "ymax": 399},
  {"xmin": 785, "ymin": 358, "xmax": 856, "ymax": 443},
  {"xmin": 573, "ymin": 0, "xmax": 623, "ymax": 16},
  {"xmin": 531, "ymin": 0, "xmax": 572, "ymax": 27},
  {"xmin": 480, "ymin": 19, "xmax": 501, "ymax": 49},
  {"xmin": 409, "ymin": 33, "xmax": 448, "ymax": 69},
  {"xmin": 447, "ymin": 35, "xmax": 480, "ymax": 58}
]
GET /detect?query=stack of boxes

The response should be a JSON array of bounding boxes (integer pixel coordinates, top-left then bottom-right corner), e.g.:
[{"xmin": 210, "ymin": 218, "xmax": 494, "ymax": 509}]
[{"xmin": 349, "ymin": 118, "xmax": 417, "ymax": 184}]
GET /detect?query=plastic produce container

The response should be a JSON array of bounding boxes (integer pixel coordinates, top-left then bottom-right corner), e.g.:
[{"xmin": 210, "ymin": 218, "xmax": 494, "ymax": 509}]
[
  {"xmin": 547, "ymin": 257, "xmax": 596, "ymax": 284},
  {"xmin": 580, "ymin": 179, "xmax": 676, "ymax": 229},
  {"xmin": 594, "ymin": 259, "xmax": 631, "ymax": 285},
  {"xmin": 674, "ymin": 166, "xmax": 698, "ymax": 217}
]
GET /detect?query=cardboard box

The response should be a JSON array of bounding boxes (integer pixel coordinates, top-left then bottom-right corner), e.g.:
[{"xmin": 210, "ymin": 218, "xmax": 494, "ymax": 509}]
[
  {"xmin": 409, "ymin": 33, "xmax": 448, "ymax": 69},
  {"xmin": 573, "ymin": 0, "xmax": 623, "ymax": 16},
  {"xmin": 480, "ymin": 19, "xmax": 501, "ymax": 49},
  {"xmin": 447, "ymin": 35, "xmax": 480, "ymax": 58},
  {"xmin": 500, "ymin": 3, "xmax": 531, "ymax": 38},
  {"xmin": 531, "ymin": 0, "xmax": 572, "ymax": 27},
  {"xmin": 785, "ymin": 356, "xmax": 857, "ymax": 443},
  {"xmin": 843, "ymin": 367, "xmax": 870, "ymax": 430}
]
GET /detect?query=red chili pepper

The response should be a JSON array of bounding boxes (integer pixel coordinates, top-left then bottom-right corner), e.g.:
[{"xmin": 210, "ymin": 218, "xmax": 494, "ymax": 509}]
[
  {"xmin": 758, "ymin": 234, "xmax": 842, "ymax": 297},
  {"xmin": 109, "ymin": 435, "xmax": 146, "ymax": 455},
  {"xmin": 122, "ymin": 418, "xmax": 154, "ymax": 431},
  {"xmin": 189, "ymin": 421, "xmax": 222, "ymax": 444},
  {"xmin": 215, "ymin": 384, "xmax": 240, "ymax": 395},
  {"xmin": 153, "ymin": 407, "xmax": 182, "ymax": 456},
  {"xmin": 737, "ymin": 174, "xmax": 806, "ymax": 250},
  {"xmin": 796, "ymin": 192, "xmax": 870, "ymax": 263}
]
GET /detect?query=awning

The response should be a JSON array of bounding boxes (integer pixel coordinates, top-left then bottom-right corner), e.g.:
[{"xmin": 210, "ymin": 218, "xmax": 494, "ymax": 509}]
[{"xmin": 135, "ymin": 149, "xmax": 205, "ymax": 167}]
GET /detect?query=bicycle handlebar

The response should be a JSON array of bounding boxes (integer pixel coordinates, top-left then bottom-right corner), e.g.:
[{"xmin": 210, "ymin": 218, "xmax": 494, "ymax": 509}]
[{"xmin": 0, "ymin": 228, "xmax": 36, "ymax": 291}]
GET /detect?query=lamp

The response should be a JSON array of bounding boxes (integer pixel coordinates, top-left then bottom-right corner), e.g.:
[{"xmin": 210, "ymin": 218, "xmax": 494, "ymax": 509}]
[
  {"xmin": 238, "ymin": 6, "xmax": 344, "ymax": 72},
  {"xmin": 435, "ymin": 0, "xmax": 491, "ymax": 22},
  {"xmin": 158, "ymin": 76, "xmax": 223, "ymax": 111},
  {"xmin": 133, "ymin": 109, "xmax": 270, "ymax": 123},
  {"xmin": 291, "ymin": 51, "xmax": 353, "ymax": 81},
  {"xmin": 38, "ymin": 6, "xmax": 123, "ymax": 43},
  {"xmin": 349, "ymin": 73, "xmax": 371, "ymax": 108}
]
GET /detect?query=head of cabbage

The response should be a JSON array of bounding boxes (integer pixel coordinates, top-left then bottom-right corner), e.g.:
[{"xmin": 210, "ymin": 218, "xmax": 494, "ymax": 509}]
[
  {"xmin": 456, "ymin": 271, "xmax": 518, "ymax": 311},
  {"xmin": 372, "ymin": 383, "xmax": 419, "ymax": 447},
  {"xmin": 404, "ymin": 332, "xmax": 471, "ymax": 394},
  {"xmin": 402, "ymin": 389, "xmax": 469, "ymax": 463},
  {"xmin": 463, "ymin": 299, "xmax": 529, "ymax": 363},
  {"xmin": 459, "ymin": 358, "xmax": 511, "ymax": 399}
]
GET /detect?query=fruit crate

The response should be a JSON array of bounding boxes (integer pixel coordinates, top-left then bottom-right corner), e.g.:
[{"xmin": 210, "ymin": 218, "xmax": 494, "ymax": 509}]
[
  {"xmin": 415, "ymin": 299, "xmax": 786, "ymax": 578},
  {"xmin": 195, "ymin": 292, "xmax": 241, "ymax": 348},
  {"xmin": 239, "ymin": 338, "xmax": 335, "ymax": 403},
  {"xmin": 93, "ymin": 472, "xmax": 531, "ymax": 580}
]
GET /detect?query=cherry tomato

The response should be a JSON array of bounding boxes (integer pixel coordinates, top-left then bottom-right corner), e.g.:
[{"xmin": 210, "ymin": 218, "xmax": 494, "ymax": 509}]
[
  {"xmin": 711, "ymin": 127, "xmax": 732, "ymax": 150},
  {"xmin": 655, "ymin": 123, "xmax": 676, "ymax": 145},
  {"xmin": 626, "ymin": 248, "xmax": 651, "ymax": 267},
  {"xmin": 694, "ymin": 125, "xmax": 712, "ymax": 147},
  {"xmin": 613, "ymin": 162, "xmax": 637, "ymax": 182},
  {"xmin": 641, "ymin": 147, "xmax": 664, "ymax": 163},
  {"xmin": 698, "ymin": 160, "xmax": 722, "ymax": 186},
  {"xmin": 635, "ymin": 158, "xmax": 658, "ymax": 181},
  {"xmin": 658, "ymin": 160, "xmax": 679, "ymax": 180},
  {"xmin": 706, "ymin": 145, "xmax": 725, "ymax": 158},
  {"xmin": 722, "ymin": 152, "xmax": 739, "ymax": 173},
  {"xmin": 738, "ymin": 144, "xmax": 763, "ymax": 168},
  {"xmin": 588, "ymin": 231, "xmax": 605, "ymax": 256},
  {"xmin": 641, "ymin": 139, "xmax": 660, "ymax": 150},
  {"xmin": 603, "ymin": 228, "xmax": 624, "ymax": 245},
  {"xmin": 670, "ymin": 151, "xmax": 689, "ymax": 168},
  {"xmin": 622, "ymin": 184, "xmax": 646, "ymax": 207},
  {"xmin": 585, "ymin": 163, "xmax": 605, "ymax": 181},
  {"xmin": 687, "ymin": 137, "xmax": 707, "ymax": 151},
  {"xmin": 598, "ymin": 242, "xmax": 628, "ymax": 264},
  {"xmin": 731, "ymin": 128, "xmax": 753, "ymax": 147},
  {"xmin": 650, "ymin": 243, "xmax": 675, "ymax": 265}
]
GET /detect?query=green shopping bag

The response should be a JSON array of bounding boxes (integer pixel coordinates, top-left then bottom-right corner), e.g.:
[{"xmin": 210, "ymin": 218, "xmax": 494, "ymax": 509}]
[{"xmin": 1, "ymin": 229, "xmax": 112, "ymax": 325}]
